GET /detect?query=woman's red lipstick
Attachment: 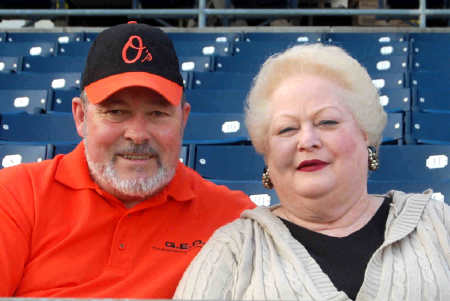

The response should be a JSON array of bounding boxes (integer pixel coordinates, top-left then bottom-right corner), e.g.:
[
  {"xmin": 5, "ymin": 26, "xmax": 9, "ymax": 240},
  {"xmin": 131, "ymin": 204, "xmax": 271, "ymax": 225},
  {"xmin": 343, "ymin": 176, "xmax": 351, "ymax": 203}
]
[{"xmin": 297, "ymin": 160, "xmax": 328, "ymax": 172}]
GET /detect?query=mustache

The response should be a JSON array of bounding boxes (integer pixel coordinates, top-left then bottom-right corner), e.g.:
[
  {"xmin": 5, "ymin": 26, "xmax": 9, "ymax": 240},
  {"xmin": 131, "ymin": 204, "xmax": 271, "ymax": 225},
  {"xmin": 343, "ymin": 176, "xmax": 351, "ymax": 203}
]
[{"xmin": 114, "ymin": 143, "xmax": 159, "ymax": 156}]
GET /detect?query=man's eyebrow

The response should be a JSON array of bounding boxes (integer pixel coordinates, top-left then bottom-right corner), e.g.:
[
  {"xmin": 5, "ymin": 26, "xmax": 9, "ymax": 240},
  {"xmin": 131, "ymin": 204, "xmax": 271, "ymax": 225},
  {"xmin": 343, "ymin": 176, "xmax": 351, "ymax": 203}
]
[{"xmin": 99, "ymin": 98, "xmax": 126, "ymax": 107}]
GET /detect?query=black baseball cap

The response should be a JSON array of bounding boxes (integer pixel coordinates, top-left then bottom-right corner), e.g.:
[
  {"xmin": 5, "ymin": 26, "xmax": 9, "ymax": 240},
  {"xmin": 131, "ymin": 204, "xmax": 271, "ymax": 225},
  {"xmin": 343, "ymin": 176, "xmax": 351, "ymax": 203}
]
[{"xmin": 81, "ymin": 21, "xmax": 183, "ymax": 106}]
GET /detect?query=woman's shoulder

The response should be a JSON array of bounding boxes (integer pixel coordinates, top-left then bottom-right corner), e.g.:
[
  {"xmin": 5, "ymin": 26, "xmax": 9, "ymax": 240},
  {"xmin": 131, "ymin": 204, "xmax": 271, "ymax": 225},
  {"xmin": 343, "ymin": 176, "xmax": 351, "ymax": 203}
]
[{"xmin": 384, "ymin": 189, "xmax": 449, "ymax": 226}]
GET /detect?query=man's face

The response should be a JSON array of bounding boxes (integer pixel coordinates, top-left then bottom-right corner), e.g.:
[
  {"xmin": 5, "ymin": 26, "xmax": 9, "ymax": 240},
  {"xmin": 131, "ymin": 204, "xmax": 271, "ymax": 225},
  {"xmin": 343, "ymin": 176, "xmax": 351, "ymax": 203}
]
[{"xmin": 74, "ymin": 87, "xmax": 190, "ymax": 204}]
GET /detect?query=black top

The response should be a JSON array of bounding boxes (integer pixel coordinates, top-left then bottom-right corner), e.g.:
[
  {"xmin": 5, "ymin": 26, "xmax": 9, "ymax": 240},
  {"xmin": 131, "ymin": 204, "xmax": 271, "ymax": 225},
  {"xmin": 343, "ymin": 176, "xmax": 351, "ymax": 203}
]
[{"xmin": 280, "ymin": 197, "xmax": 391, "ymax": 300}]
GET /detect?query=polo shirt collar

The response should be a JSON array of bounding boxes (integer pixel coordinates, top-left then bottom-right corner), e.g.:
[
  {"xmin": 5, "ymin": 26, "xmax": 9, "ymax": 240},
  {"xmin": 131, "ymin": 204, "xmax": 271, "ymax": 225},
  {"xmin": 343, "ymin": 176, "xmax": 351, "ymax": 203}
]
[{"xmin": 55, "ymin": 142, "xmax": 195, "ymax": 203}]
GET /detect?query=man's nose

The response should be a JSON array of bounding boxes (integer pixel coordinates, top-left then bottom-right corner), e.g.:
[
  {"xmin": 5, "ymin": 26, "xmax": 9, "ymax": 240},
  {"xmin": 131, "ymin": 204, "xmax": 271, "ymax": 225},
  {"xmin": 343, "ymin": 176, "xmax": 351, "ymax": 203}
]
[{"xmin": 123, "ymin": 115, "xmax": 151, "ymax": 144}]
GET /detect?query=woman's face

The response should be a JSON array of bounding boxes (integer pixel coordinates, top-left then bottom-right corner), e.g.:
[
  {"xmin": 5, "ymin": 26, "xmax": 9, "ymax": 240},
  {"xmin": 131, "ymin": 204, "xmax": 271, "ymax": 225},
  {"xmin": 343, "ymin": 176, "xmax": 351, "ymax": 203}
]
[{"xmin": 266, "ymin": 74, "xmax": 369, "ymax": 203}]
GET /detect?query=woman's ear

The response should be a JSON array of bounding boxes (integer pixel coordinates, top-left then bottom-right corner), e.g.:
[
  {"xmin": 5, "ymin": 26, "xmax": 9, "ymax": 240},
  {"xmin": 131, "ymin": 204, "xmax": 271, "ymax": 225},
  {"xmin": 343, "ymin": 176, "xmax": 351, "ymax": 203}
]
[{"xmin": 72, "ymin": 97, "xmax": 86, "ymax": 138}]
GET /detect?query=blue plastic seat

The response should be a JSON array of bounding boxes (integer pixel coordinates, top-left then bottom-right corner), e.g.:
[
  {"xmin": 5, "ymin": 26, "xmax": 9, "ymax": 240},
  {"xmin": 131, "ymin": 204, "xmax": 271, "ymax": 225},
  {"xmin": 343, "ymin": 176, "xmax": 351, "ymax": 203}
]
[
  {"xmin": 362, "ymin": 54, "xmax": 408, "ymax": 74},
  {"xmin": 0, "ymin": 72, "xmax": 81, "ymax": 90},
  {"xmin": 22, "ymin": 56, "xmax": 86, "ymax": 73},
  {"xmin": 185, "ymin": 89, "xmax": 247, "ymax": 113},
  {"xmin": 47, "ymin": 143, "xmax": 78, "ymax": 158},
  {"xmin": 57, "ymin": 42, "xmax": 92, "ymax": 57},
  {"xmin": 0, "ymin": 41, "xmax": 56, "ymax": 57},
  {"xmin": 191, "ymin": 72, "xmax": 254, "ymax": 90},
  {"xmin": 0, "ymin": 89, "xmax": 48, "ymax": 114},
  {"xmin": 241, "ymin": 32, "xmax": 323, "ymax": 43},
  {"xmin": 411, "ymin": 40, "xmax": 450, "ymax": 72},
  {"xmin": 0, "ymin": 56, "xmax": 21, "ymax": 73},
  {"xmin": 0, "ymin": 112, "xmax": 80, "ymax": 144},
  {"xmin": 371, "ymin": 145, "xmax": 450, "ymax": 182},
  {"xmin": 49, "ymin": 89, "xmax": 79, "ymax": 113},
  {"xmin": 412, "ymin": 112, "xmax": 450, "ymax": 144},
  {"xmin": 382, "ymin": 113, "xmax": 404, "ymax": 144},
  {"xmin": 0, "ymin": 143, "xmax": 48, "ymax": 169},
  {"xmin": 323, "ymin": 33, "xmax": 407, "ymax": 44},
  {"xmin": 178, "ymin": 56, "xmax": 213, "ymax": 72},
  {"xmin": 194, "ymin": 144, "xmax": 264, "ymax": 181},
  {"xmin": 174, "ymin": 40, "xmax": 233, "ymax": 57},
  {"xmin": 168, "ymin": 32, "xmax": 242, "ymax": 43},
  {"xmin": 5, "ymin": 32, "xmax": 84, "ymax": 44},
  {"xmin": 213, "ymin": 179, "xmax": 280, "ymax": 206},
  {"xmin": 371, "ymin": 72, "xmax": 406, "ymax": 90},
  {"xmin": 379, "ymin": 88, "xmax": 411, "ymax": 113},
  {"xmin": 413, "ymin": 86, "xmax": 450, "ymax": 114},
  {"xmin": 184, "ymin": 113, "xmax": 249, "ymax": 144},
  {"xmin": 411, "ymin": 71, "xmax": 450, "ymax": 91}
]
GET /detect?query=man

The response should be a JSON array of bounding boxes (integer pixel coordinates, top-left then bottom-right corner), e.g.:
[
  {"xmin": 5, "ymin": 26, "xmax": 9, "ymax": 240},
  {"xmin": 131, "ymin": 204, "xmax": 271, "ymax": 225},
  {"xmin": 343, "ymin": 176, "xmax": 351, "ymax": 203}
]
[{"xmin": 0, "ymin": 22, "xmax": 255, "ymax": 298}]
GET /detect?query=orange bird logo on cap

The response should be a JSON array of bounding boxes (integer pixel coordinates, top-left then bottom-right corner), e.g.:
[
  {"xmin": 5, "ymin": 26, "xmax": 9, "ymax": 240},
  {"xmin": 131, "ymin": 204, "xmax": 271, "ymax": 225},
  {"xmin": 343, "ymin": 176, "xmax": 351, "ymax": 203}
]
[{"xmin": 121, "ymin": 35, "xmax": 153, "ymax": 64}]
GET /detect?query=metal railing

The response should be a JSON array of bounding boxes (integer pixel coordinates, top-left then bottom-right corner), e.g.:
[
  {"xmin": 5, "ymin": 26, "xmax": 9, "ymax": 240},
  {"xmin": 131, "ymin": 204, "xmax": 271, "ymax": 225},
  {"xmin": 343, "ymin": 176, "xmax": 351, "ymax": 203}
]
[{"xmin": 0, "ymin": 0, "xmax": 449, "ymax": 28}]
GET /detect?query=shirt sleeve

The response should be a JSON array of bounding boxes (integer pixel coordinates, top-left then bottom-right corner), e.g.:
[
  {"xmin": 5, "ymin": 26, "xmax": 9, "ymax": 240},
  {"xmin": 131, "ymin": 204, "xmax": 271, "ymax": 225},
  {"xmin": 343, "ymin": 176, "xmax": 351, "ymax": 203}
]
[
  {"xmin": 0, "ymin": 179, "xmax": 33, "ymax": 296},
  {"xmin": 174, "ymin": 230, "xmax": 237, "ymax": 300}
]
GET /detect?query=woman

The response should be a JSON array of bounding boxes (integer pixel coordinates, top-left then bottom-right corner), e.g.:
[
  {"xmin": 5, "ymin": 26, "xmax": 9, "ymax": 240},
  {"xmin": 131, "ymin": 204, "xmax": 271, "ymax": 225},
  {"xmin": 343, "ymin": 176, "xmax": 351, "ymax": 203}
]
[{"xmin": 174, "ymin": 44, "xmax": 450, "ymax": 300}]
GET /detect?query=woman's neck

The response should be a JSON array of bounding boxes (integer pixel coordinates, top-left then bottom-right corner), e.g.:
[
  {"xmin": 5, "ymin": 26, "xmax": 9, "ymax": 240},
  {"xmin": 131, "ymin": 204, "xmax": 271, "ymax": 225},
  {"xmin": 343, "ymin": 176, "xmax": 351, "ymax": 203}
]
[{"xmin": 273, "ymin": 193, "xmax": 384, "ymax": 237}]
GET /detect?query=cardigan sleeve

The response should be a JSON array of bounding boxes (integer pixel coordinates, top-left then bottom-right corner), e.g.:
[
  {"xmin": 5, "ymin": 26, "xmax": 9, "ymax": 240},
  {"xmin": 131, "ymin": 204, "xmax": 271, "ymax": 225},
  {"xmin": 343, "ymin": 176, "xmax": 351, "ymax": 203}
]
[{"xmin": 174, "ymin": 228, "xmax": 238, "ymax": 300}]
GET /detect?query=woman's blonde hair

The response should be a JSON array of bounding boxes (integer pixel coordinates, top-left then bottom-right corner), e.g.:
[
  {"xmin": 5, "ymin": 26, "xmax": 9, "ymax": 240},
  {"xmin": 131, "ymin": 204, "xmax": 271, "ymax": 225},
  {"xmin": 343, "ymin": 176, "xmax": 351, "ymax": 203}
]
[{"xmin": 245, "ymin": 43, "xmax": 387, "ymax": 155}]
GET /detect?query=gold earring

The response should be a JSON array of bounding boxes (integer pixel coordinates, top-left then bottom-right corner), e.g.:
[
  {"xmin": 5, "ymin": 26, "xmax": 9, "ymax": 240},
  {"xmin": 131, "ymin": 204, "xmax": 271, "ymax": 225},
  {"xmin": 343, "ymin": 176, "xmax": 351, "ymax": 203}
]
[
  {"xmin": 368, "ymin": 146, "xmax": 379, "ymax": 171},
  {"xmin": 262, "ymin": 167, "xmax": 273, "ymax": 189}
]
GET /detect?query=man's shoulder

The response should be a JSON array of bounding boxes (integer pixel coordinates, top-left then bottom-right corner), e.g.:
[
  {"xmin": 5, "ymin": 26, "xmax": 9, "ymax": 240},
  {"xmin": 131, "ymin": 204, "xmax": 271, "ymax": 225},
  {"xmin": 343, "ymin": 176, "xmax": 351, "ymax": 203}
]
[{"xmin": 0, "ymin": 155, "xmax": 63, "ymax": 186}]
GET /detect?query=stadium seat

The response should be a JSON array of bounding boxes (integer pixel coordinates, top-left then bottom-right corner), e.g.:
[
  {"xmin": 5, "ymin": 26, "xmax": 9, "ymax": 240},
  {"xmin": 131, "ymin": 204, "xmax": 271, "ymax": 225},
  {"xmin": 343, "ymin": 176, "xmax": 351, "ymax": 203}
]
[
  {"xmin": 412, "ymin": 112, "xmax": 450, "ymax": 144},
  {"xmin": 412, "ymin": 86, "xmax": 450, "ymax": 114},
  {"xmin": 368, "ymin": 180, "xmax": 449, "ymax": 204},
  {"xmin": 0, "ymin": 56, "xmax": 21, "ymax": 73},
  {"xmin": 0, "ymin": 42, "xmax": 57, "ymax": 57},
  {"xmin": 185, "ymin": 89, "xmax": 247, "ymax": 113},
  {"xmin": 213, "ymin": 179, "xmax": 280, "ymax": 206},
  {"xmin": 379, "ymin": 87, "xmax": 411, "ymax": 113},
  {"xmin": 0, "ymin": 112, "xmax": 80, "ymax": 144},
  {"xmin": 411, "ymin": 39, "xmax": 450, "ymax": 72},
  {"xmin": 57, "ymin": 42, "xmax": 92, "ymax": 57},
  {"xmin": 0, "ymin": 143, "xmax": 48, "ymax": 169},
  {"xmin": 178, "ymin": 56, "xmax": 213, "ymax": 72},
  {"xmin": 194, "ymin": 144, "xmax": 264, "ymax": 180},
  {"xmin": 168, "ymin": 32, "xmax": 242, "ymax": 43},
  {"xmin": 48, "ymin": 143, "xmax": 78, "ymax": 158},
  {"xmin": 0, "ymin": 72, "xmax": 81, "ymax": 90},
  {"xmin": 5, "ymin": 32, "xmax": 84, "ymax": 44},
  {"xmin": 0, "ymin": 32, "xmax": 5, "ymax": 43},
  {"xmin": 174, "ymin": 40, "xmax": 233, "ymax": 57},
  {"xmin": 323, "ymin": 32, "xmax": 407, "ymax": 44},
  {"xmin": 368, "ymin": 144, "xmax": 450, "ymax": 204},
  {"xmin": 49, "ymin": 89, "xmax": 80, "ymax": 113},
  {"xmin": 410, "ymin": 71, "xmax": 450, "ymax": 91},
  {"xmin": 22, "ymin": 56, "xmax": 86, "ymax": 73},
  {"xmin": 184, "ymin": 113, "xmax": 249, "ymax": 144},
  {"xmin": 241, "ymin": 32, "xmax": 323, "ymax": 43},
  {"xmin": 191, "ymin": 72, "xmax": 254, "ymax": 90},
  {"xmin": 382, "ymin": 113, "xmax": 404, "ymax": 144},
  {"xmin": 371, "ymin": 145, "xmax": 450, "ymax": 182},
  {"xmin": 362, "ymin": 54, "xmax": 408, "ymax": 74},
  {"xmin": 214, "ymin": 55, "xmax": 268, "ymax": 74},
  {"xmin": 0, "ymin": 89, "xmax": 48, "ymax": 114},
  {"xmin": 327, "ymin": 41, "xmax": 410, "ymax": 62},
  {"xmin": 371, "ymin": 72, "xmax": 406, "ymax": 89}
]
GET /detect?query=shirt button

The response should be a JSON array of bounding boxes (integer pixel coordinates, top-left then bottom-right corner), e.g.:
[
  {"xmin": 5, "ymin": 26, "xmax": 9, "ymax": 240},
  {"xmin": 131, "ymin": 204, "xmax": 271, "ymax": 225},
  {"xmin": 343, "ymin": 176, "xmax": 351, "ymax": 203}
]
[{"xmin": 119, "ymin": 243, "xmax": 126, "ymax": 250}]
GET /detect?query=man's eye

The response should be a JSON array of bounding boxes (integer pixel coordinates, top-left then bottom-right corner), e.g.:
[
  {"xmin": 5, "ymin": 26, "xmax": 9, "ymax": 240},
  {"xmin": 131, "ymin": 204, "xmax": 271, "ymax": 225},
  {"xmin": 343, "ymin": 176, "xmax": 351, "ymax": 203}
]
[
  {"xmin": 150, "ymin": 111, "xmax": 168, "ymax": 117},
  {"xmin": 107, "ymin": 110, "xmax": 124, "ymax": 116}
]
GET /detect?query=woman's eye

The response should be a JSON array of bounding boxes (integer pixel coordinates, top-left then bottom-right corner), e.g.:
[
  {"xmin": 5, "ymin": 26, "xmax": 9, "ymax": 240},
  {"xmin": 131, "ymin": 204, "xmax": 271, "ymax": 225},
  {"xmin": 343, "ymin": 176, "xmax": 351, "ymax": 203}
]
[
  {"xmin": 318, "ymin": 120, "xmax": 338, "ymax": 126},
  {"xmin": 278, "ymin": 127, "xmax": 295, "ymax": 135}
]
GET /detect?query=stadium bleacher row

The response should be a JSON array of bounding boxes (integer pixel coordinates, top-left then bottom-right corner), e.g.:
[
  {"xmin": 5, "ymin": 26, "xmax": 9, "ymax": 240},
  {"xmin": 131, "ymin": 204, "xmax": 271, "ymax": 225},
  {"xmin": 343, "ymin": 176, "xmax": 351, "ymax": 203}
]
[{"xmin": 0, "ymin": 30, "xmax": 449, "ymax": 205}]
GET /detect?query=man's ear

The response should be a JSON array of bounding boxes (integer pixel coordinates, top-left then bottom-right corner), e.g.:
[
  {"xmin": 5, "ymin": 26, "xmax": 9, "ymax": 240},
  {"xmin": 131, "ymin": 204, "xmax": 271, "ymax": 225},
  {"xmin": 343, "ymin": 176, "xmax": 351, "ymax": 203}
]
[
  {"xmin": 72, "ymin": 97, "xmax": 86, "ymax": 138},
  {"xmin": 181, "ymin": 101, "xmax": 191, "ymax": 129}
]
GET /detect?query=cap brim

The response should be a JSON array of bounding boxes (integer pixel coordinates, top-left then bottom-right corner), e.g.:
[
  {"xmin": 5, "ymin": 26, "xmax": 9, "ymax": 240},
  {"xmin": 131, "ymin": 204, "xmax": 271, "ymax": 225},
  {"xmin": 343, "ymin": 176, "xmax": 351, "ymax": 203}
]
[{"xmin": 84, "ymin": 72, "xmax": 183, "ymax": 106}]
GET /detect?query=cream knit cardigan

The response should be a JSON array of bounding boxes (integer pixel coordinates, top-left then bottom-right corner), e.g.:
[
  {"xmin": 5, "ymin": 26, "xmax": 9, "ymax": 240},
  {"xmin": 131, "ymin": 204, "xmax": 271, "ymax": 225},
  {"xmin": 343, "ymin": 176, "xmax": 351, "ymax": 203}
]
[{"xmin": 175, "ymin": 191, "xmax": 450, "ymax": 300}]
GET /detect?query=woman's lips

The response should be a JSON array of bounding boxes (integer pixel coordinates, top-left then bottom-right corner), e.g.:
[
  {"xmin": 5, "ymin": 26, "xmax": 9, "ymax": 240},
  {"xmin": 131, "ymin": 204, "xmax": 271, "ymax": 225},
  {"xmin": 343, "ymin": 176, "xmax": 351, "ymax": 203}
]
[{"xmin": 297, "ymin": 160, "xmax": 329, "ymax": 172}]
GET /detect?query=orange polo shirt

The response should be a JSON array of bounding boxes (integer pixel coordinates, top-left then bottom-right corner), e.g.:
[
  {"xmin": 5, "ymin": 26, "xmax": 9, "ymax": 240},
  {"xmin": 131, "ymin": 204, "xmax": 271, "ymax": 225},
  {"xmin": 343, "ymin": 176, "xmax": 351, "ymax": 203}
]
[{"xmin": 0, "ymin": 142, "xmax": 255, "ymax": 298}]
